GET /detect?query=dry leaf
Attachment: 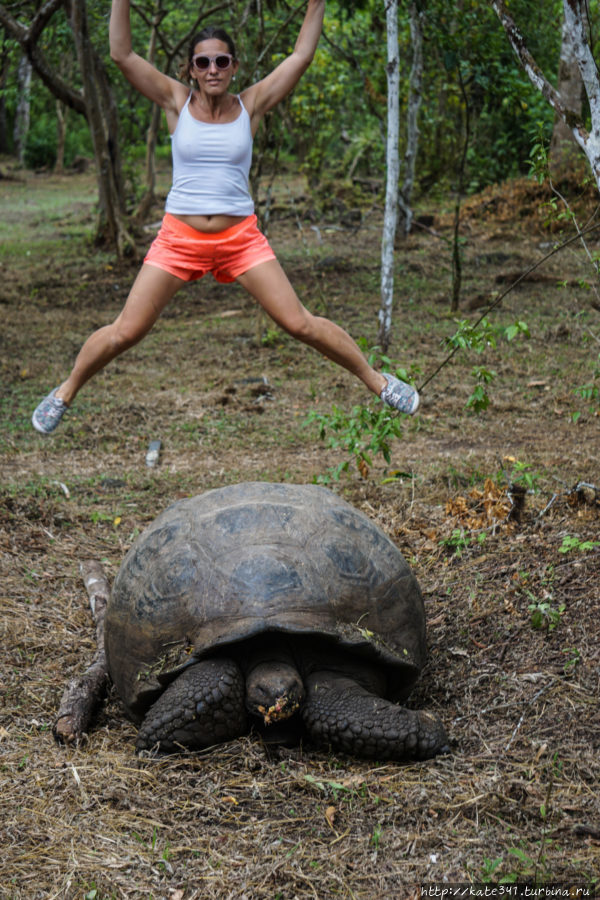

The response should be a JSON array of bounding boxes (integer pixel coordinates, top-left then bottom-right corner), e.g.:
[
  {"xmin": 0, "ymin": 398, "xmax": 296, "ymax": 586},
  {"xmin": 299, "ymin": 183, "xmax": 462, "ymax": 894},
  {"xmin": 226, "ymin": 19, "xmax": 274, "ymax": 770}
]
[{"xmin": 325, "ymin": 805, "xmax": 336, "ymax": 829}]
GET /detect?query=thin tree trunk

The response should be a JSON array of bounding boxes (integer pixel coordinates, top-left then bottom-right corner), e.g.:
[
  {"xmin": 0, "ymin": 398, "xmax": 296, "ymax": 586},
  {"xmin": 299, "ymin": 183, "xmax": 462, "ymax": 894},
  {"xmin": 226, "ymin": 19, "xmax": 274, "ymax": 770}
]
[
  {"xmin": 0, "ymin": 40, "xmax": 9, "ymax": 154},
  {"xmin": 135, "ymin": 0, "xmax": 164, "ymax": 221},
  {"xmin": 67, "ymin": 0, "xmax": 135, "ymax": 255},
  {"xmin": 399, "ymin": 0, "xmax": 424, "ymax": 237},
  {"xmin": 450, "ymin": 70, "xmax": 470, "ymax": 312},
  {"xmin": 549, "ymin": 9, "xmax": 584, "ymax": 179},
  {"xmin": 377, "ymin": 0, "xmax": 400, "ymax": 354},
  {"xmin": 54, "ymin": 99, "xmax": 66, "ymax": 173},
  {"xmin": 14, "ymin": 54, "xmax": 32, "ymax": 165}
]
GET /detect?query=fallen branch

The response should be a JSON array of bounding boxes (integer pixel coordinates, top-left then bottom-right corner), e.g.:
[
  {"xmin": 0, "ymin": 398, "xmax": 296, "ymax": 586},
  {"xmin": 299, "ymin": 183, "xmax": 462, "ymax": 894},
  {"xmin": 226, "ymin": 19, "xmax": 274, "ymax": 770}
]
[{"xmin": 53, "ymin": 559, "xmax": 111, "ymax": 745}]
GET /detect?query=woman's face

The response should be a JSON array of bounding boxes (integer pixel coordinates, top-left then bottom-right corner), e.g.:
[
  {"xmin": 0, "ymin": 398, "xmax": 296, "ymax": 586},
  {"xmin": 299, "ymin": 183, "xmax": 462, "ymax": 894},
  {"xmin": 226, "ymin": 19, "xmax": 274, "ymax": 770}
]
[{"xmin": 190, "ymin": 39, "xmax": 238, "ymax": 94}]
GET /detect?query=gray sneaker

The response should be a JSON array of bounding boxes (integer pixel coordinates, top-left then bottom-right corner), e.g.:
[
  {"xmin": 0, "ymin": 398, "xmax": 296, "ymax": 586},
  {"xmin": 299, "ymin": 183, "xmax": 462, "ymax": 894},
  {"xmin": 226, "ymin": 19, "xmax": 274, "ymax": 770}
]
[
  {"xmin": 380, "ymin": 373, "xmax": 420, "ymax": 414},
  {"xmin": 32, "ymin": 388, "xmax": 69, "ymax": 434}
]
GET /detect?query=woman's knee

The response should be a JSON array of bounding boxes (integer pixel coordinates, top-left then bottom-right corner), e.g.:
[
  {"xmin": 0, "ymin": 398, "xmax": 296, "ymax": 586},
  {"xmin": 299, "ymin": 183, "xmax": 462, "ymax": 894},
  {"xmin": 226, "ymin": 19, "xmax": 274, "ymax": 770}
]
[
  {"xmin": 108, "ymin": 319, "xmax": 149, "ymax": 353},
  {"xmin": 280, "ymin": 309, "xmax": 318, "ymax": 341}
]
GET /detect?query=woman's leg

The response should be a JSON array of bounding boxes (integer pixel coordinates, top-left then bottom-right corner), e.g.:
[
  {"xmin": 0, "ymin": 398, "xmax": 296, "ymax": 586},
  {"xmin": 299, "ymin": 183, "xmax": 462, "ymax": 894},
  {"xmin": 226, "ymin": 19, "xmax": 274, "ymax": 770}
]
[
  {"xmin": 56, "ymin": 264, "xmax": 185, "ymax": 404},
  {"xmin": 236, "ymin": 260, "xmax": 387, "ymax": 396}
]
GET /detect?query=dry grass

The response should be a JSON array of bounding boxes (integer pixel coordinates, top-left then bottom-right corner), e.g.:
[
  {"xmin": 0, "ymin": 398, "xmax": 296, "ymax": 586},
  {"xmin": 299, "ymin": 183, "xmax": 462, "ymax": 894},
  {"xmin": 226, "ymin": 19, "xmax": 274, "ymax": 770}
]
[{"xmin": 1, "ymin": 167, "xmax": 599, "ymax": 898}]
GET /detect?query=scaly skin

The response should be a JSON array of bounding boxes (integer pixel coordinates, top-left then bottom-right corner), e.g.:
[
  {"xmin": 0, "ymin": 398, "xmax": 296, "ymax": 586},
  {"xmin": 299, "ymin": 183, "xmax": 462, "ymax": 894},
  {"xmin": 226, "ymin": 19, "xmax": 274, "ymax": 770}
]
[
  {"xmin": 136, "ymin": 658, "xmax": 247, "ymax": 753},
  {"xmin": 301, "ymin": 672, "xmax": 449, "ymax": 760}
]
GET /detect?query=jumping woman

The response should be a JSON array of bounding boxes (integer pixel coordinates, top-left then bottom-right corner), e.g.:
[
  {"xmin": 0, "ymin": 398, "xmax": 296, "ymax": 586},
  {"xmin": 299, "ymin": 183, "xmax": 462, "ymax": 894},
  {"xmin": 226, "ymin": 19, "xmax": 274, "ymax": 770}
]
[{"xmin": 32, "ymin": 0, "xmax": 419, "ymax": 434}]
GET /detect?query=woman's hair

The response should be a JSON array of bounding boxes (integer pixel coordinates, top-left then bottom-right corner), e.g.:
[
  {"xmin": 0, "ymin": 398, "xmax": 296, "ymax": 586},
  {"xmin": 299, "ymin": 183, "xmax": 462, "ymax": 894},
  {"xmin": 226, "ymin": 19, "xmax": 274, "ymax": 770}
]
[{"xmin": 178, "ymin": 26, "xmax": 237, "ymax": 81}]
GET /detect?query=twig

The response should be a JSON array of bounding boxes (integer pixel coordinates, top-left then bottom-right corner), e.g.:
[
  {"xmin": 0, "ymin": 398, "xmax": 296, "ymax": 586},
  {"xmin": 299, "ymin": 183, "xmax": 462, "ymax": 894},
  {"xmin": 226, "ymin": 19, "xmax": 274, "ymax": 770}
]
[
  {"xmin": 418, "ymin": 219, "xmax": 600, "ymax": 392},
  {"xmin": 504, "ymin": 681, "xmax": 555, "ymax": 753},
  {"xmin": 53, "ymin": 560, "xmax": 111, "ymax": 745}
]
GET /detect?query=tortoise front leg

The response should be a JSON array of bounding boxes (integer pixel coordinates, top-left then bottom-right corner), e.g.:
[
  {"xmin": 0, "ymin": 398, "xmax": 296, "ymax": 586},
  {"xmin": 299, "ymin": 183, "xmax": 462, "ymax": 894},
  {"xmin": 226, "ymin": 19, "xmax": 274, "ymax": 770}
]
[
  {"xmin": 302, "ymin": 672, "xmax": 448, "ymax": 761},
  {"xmin": 136, "ymin": 658, "xmax": 247, "ymax": 753}
]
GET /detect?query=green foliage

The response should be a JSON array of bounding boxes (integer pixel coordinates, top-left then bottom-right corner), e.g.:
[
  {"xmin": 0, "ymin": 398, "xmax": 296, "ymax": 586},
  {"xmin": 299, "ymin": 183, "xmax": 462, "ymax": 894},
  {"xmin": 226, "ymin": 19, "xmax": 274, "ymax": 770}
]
[
  {"xmin": 306, "ymin": 401, "xmax": 405, "ymax": 484},
  {"xmin": 501, "ymin": 458, "xmax": 541, "ymax": 493},
  {"xmin": 559, "ymin": 534, "xmax": 600, "ymax": 554},
  {"xmin": 573, "ymin": 353, "xmax": 600, "ymax": 422},
  {"xmin": 527, "ymin": 592, "xmax": 565, "ymax": 632},
  {"xmin": 306, "ymin": 343, "xmax": 421, "ymax": 483},
  {"xmin": 445, "ymin": 317, "xmax": 530, "ymax": 412},
  {"xmin": 417, "ymin": 0, "xmax": 559, "ymax": 193},
  {"xmin": 3, "ymin": 0, "xmax": 568, "ymax": 201}
]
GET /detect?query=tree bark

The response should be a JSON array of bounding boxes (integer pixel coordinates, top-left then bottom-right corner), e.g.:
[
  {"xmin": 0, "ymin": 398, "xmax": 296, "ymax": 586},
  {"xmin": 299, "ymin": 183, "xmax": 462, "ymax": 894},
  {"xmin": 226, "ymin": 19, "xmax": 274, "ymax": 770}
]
[
  {"xmin": 399, "ymin": 0, "xmax": 424, "ymax": 237},
  {"xmin": 134, "ymin": 0, "xmax": 165, "ymax": 221},
  {"xmin": 13, "ymin": 54, "xmax": 32, "ymax": 165},
  {"xmin": 491, "ymin": 0, "xmax": 600, "ymax": 192},
  {"xmin": 54, "ymin": 99, "xmax": 66, "ymax": 173},
  {"xmin": 66, "ymin": 0, "xmax": 135, "ymax": 255},
  {"xmin": 549, "ymin": 9, "xmax": 584, "ymax": 179},
  {"xmin": 53, "ymin": 560, "xmax": 111, "ymax": 746},
  {"xmin": 377, "ymin": 0, "xmax": 400, "ymax": 353}
]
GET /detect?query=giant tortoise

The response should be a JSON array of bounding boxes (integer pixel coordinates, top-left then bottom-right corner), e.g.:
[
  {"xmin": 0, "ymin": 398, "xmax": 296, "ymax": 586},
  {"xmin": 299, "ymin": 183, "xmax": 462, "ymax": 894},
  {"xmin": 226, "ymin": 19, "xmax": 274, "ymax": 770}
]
[{"xmin": 105, "ymin": 482, "xmax": 448, "ymax": 759}]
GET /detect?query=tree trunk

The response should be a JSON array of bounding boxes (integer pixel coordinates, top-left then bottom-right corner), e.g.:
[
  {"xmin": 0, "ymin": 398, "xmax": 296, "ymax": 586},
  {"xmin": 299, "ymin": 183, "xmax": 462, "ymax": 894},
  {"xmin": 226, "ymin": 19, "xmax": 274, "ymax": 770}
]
[
  {"xmin": 14, "ymin": 54, "xmax": 32, "ymax": 165},
  {"xmin": 450, "ymin": 70, "xmax": 470, "ymax": 312},
  {"xmin": 135, "ymin": 0, "xmax": 164, "ymax": 221},
  {"xmin": 0, "ymin": 0, "xmax": 134, "ymax": 254},
  {"xmin": 54, "ymin": 99, "xmax": 66, "ymax": 173},
  {"xmin": 377, "ymin": 0, "xmax": 400, "ymax": 354},
  {"xmin": 0, "ymin": 34, "xmax": 10, "ymax": 154},
  {"xmin": 491, "ymin": 0, "xmax": 600, "ymax": 192},
  {"xmin": 67, "ymin": 0, "xmax": 135, "ymax": 255},
  {"xmin": 549, "ymin": 9, "xmax": 584, "ymax": 180},
  {"xmin": 399, "ymin": 0, "xmax": 424, "ymax": 237}
]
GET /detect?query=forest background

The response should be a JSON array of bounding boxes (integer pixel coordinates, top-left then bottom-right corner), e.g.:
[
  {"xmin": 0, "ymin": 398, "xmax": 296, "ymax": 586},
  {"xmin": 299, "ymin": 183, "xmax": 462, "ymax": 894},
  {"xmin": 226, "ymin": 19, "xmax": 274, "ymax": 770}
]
[
  {"xmin": 1, "ymin": 1, "xmax": 600, "ymax": 898},
  {"xmin": 0, "ymin": 0, "xmax": 576, "ymax": 241}
]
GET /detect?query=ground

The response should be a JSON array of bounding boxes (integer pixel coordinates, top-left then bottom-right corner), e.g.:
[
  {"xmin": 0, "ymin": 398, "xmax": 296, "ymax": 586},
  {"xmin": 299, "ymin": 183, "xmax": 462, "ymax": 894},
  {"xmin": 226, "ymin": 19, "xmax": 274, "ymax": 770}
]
[{"xmin": 1, "ymin": 163, "xmax": 599, "ymax": 899}]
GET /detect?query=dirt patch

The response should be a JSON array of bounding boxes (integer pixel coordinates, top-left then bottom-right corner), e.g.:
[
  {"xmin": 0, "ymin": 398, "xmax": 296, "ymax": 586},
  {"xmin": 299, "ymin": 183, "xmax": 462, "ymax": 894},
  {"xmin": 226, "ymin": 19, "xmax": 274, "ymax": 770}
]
[{"xmin": 1, "ymin": 169, "xmax": 599, "ymax": 898}]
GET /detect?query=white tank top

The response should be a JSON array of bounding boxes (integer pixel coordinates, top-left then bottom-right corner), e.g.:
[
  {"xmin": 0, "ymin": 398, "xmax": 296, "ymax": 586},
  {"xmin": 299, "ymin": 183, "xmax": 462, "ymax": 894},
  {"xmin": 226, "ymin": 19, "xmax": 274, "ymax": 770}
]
[{"xmin": 165, "ymin": 94, "xmax": 254, "ymax": 216}]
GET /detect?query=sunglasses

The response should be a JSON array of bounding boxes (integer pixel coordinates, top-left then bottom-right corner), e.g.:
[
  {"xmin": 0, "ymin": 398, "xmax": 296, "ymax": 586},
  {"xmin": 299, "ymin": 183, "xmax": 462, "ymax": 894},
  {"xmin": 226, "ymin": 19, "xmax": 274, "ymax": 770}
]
[{"xmin": 192, "ymin": 53, "xmax": 234, "ymax": 71}]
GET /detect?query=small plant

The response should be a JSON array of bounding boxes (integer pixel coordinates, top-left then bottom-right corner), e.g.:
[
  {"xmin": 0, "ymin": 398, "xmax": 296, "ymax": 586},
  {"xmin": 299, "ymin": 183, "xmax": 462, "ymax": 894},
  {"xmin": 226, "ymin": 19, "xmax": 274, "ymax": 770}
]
[
  {"xmin": 562, "ymin": 646, "xmax": 581, "ymax": 676},
  {"xmin": 573, "ymin": 355, "xmax": 600, "ymax": 422},
  {"xmin": 306, "ymin": 341, "xmax": 419, "ymax": 482},
  {"xmin": 306, "ymin": 402, "xmax": 406, "ymax": 483},
  {"xmin": 440, "ymin": 528, "xmax": 471, "ymax": 557},
  {"xmin": 261, "ymin": 325, "xmax": 283, "ymax": 347},
  {"xmin": 501, "ymin": 457, "xmax": 541, "ymax": 493},
  {"xmin": 370, "ymin": 823, "xmax": 383, "ymax": 850},
  {"xmin": 559, "ymin": 534, "xmax": 600, "ymax": 554},
  {"xmin": 527, "ymin": 593, "xmax": 565, "ymax": 633},
  {"xmin": 465, "ymin": 365, "xmax": 496, "ymax": 413},
  {"xmin": 445, "ymin": 317, "xmax": 529, "ymax": 412},
  {"xmin": 479, "ymin": 855, "xmax": 503, "ymax": 882}
]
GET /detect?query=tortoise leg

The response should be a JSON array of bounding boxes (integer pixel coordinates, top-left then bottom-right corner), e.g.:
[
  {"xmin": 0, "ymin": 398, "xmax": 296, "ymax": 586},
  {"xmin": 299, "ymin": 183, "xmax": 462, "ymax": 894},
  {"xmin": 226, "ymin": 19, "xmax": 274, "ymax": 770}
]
[
  {"xmin": 301, "ymin": 672, "xmax": 448, "ymax": 761},
  {"xmin": 136, "ymin": 658, "xmax": 247, "ymax": 753}
]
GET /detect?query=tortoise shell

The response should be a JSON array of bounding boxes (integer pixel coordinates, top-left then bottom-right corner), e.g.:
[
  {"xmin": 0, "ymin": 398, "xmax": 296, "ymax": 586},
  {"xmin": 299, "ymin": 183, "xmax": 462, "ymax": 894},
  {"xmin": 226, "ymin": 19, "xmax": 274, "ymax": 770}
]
[{"xmin": 105, "ymin": 482, "xmax": 427, "ymax": 722}]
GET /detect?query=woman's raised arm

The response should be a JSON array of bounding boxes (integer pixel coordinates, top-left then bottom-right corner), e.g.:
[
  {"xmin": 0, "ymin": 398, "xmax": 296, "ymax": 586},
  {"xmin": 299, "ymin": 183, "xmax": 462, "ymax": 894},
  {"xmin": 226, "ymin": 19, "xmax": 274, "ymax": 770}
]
[
  {"xmin": 242, "ymin": 0, "xmax": 325, "ymax": 130},
  {"xmin": 109, "ymin": 0, "xmax": 186, "ymax": 118}
]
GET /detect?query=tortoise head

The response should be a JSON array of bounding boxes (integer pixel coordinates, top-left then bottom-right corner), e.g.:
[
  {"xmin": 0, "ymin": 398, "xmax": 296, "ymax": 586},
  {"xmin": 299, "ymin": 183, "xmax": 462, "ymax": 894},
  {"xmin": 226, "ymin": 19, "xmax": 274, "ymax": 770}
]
[{"xmin": 245, "ymin": 660, "xmax": 305, "ymax": 724}]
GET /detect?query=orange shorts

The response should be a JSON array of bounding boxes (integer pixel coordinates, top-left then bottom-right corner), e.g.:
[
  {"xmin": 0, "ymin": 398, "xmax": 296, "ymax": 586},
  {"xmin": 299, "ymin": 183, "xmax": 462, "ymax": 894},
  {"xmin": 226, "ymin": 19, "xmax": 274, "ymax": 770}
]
[{"xmin": 144, "ymin": 213, "xmax": 276, "ymax": 283}]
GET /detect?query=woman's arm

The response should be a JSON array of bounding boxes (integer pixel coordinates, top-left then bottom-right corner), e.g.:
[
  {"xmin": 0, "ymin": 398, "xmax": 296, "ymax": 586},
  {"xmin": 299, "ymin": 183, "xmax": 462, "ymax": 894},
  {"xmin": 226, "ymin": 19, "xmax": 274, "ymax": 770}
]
[
  {"xmin": 242, "ymin": 0, "xmax": 325, "ymax": 130},
  {"xmin": 109, "ymin": 0, "xmax": 186, "ymax": 117}
]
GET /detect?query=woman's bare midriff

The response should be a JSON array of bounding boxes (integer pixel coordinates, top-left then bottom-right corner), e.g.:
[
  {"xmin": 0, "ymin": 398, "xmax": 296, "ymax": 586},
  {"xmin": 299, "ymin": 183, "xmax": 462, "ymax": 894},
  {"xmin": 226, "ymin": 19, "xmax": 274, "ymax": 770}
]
[{"xmin": 171, "ymin": 213, "xmax": 247, "ymax": 234}]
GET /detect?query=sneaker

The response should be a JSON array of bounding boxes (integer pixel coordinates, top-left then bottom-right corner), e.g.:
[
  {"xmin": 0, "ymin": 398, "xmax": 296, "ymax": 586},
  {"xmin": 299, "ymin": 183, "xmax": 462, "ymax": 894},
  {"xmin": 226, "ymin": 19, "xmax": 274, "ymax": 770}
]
[
  {"xmin": 380, "ymin": 373, "xmax": 420, "ymax": 415},
  {"xmin": 32, "ymin": 388, "xmax": 69, "ymax": 434}
]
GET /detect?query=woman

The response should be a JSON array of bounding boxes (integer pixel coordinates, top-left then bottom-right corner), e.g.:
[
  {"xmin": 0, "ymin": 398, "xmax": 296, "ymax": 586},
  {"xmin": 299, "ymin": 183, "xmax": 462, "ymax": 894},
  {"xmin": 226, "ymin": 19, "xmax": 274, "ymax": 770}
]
[{"xmin": 32, "ymin": 0, "xmax": 419, "ymax": 434}]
